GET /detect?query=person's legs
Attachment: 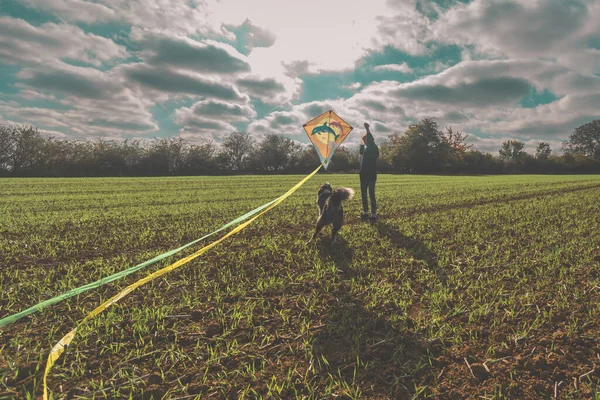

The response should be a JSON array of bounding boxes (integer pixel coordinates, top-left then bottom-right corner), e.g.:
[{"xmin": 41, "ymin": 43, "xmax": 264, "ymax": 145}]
[
  {"xmin": 369, "ymin": 179, "xmax": 377, "ymax": 221},
  {"xmin": 360, "ymin": 178, "xmax": 369, "ymax": 218}
]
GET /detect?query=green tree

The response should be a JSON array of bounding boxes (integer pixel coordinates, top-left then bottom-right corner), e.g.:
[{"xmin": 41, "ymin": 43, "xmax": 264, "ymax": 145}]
[
  {"xmin": 138, "ymin": 137, "xmax": 188, "ymax": 176},
  {"xmin": 7, "ymin": 125, "xmax": 46, "ymax": 175},
  {"xmin": 499, "ymin": 140, "xmax": 525, "ymax": 160},
  {"xmin": 328, "ymin": 146, "xmax": 358, "ymax": 172},
  {"xmin": 384, "ymin": 118, "xmax": 450, "ymax": 173},
  {"xmin": 535, "ymin": 142, "xmax": 552, "ymax": 160},
  {"xmin": 564, "ymin": 119, "xmax": 600, "ymax": 159},
  {"xmin": 249, "ymin": 134, "xmax": 302, "ymax": 173}
]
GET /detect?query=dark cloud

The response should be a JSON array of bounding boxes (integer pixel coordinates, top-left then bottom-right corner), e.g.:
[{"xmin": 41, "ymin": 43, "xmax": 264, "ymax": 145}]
[
  {"xmin": 269, "ymin": 113, "xmax": 296, "ymax": 128},
  {"xmin": 88, "ymin": 118, "xmax": 157, "ymax": 131},
  {"xmin": 134, "ymin": 31, "xmax": 251, "ymax": 74},
  {"xmin": 191, "ymin": 100, "xmax": 255, "ymax": 121},
  {"xmin": 434, "ymin": 0, "xmax": 592, "ymax": 59},
  {"xmin": 0, "ymin": 16, "xmax": 126, "ymax": 66},
  {"xmin": 125, "ymin": 64, "xmax": 246, "ymax": 101},
  {"xmin": 443, "ymin": 111, "xmax": 469, "ymax": 123},
  {"xmin": 186, "ymin": 119, "xmax": 231, "ymax": 130},
  {"xmin": 358, "ymin": 99, "xmax": 388, "ymax": 112},
  {"xmin": 510, "ymin": 114, "xmax": 600, "ymax": 137},
  {"xmin": 392, "ymin": 77, "xmax": 531, "ymax": 106},
  {"xmin": 18, "ymin": 68, "xmax": 109, "ymax": 99},
  {"xmin": 20, "ymin": 0, "xmax": 217, "ymax": 36},
  {"xmin": 373, "ymin": 122, "xmax": 391, "ymax": 133},
  {"xmin": 303, "ymin": 103, "xmax": 332, "ymax": 118},
  {"xmin": 236, "ymin": 76, "xmax": 286, "ymax": 99},
  {"xmin": 0, "ymin": 17, "xmax": 60, "ymax": 47}
]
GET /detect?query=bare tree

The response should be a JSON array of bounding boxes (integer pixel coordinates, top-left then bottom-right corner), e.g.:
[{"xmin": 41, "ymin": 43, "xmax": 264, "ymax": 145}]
[
  {"xmin": 442, "ymin": 127, "xmax": 473, "ymax": 153},
  {"xmin": 221, "ymin": 131, "xmax": 255, "ymax": 173},
  {"xmin": 0, "ymin": 125, "xmax": 15, "ymax": 172}
]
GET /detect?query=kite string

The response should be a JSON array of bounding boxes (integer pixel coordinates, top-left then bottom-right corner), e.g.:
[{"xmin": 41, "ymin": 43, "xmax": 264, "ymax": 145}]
[
  {"xmin": 42, "ymin": 164, "xmax": 322, "ymax": 400},
  {"xmin": 0, "ymin": 194, "xmax": 285, "ymax": 328}
]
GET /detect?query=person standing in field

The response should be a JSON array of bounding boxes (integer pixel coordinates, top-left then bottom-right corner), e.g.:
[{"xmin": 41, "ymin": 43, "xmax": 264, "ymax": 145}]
[{"xmin": 359, "ymin": 122, "xmax": 379, "ymax": 222}]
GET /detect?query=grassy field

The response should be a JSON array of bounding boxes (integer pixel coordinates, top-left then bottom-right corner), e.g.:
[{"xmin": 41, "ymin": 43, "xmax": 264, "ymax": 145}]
[{"xmin": 2, "ymin": 173, "xmax": 600, "ymax": 399}]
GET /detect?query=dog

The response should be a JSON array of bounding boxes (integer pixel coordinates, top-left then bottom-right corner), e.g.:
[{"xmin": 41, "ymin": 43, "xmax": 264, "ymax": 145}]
[{"xmin": 306, "ymin": 182, "xmax": 355, "ymax": 244}]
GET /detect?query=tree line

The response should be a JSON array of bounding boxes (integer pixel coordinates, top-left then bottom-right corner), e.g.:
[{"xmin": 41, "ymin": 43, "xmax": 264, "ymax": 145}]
[{"xmin": 1, "ymin": 118, "xmax": 599, "ymax": 177}]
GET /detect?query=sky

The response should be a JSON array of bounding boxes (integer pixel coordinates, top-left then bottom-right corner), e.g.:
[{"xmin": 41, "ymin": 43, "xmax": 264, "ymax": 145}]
[{"xmin": 1, "ymin": 0, "xmax": 599, "ymax": 153}]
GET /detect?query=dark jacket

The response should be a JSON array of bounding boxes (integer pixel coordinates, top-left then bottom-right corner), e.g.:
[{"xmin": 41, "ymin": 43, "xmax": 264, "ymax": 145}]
[{"xmin": 359, "ymin": 132, "xmax": 379, "ymax": 181}]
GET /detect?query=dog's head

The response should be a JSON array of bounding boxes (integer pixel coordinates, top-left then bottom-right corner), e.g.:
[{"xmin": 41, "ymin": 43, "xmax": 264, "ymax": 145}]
[{"xmin": 318, "ymin": 182, "xmax": 332, "ymax": 197}]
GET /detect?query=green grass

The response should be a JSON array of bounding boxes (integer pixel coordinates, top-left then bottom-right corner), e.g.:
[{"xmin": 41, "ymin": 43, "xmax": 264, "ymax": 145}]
[{"xmin": 2, "ymin": 174, "xmax": 600, "ymax": 399}]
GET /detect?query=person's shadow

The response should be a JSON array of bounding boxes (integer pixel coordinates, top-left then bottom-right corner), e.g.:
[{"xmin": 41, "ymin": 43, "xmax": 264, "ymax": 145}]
[
  {"xmin": 310, "ymin": 222, "xmax": 446, "ymax": 398},
  {"xmin": 375, "ymin": 221, "xmax": 447, "ymax": 286}
]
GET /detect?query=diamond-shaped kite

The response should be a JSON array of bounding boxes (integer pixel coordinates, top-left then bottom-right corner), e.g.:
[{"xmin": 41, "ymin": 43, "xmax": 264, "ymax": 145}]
[{"xmin": 303, "ymin": 110, "xmax": 353, "ymax": 170}]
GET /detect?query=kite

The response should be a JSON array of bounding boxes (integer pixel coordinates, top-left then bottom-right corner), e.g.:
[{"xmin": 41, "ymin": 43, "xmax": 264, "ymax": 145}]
[{"xmin": 303, "ymin": 110, "xmax": 353, "ymax": 169}]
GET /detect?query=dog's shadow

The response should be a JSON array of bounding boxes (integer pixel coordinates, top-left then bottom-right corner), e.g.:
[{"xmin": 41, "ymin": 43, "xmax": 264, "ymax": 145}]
[
  {"xmin": 314, "ymin": 235, "xmax": 354, "ymax": 273},
  {"xmin": 375, "ymin": 221, "xmax": 447, "ymax": 286},
  {"xmin": 309, "ymin": 222, "xmax": 439, "ymax": 398}
]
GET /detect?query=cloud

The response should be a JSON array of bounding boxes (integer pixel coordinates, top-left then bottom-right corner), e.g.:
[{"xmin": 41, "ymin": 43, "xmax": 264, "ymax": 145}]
[
  {"xmin": 209, "ymin": 0, "xmax": 389, "ymax": 72},
  {"xmin": 0, "ymin": 94, "xmax": 158, "ymax": 139},
  {"xmin": 355, "ymin": 98, "xmax": 389, "ymax": 113},
  {"xmin": 131, "ymin": 29, "xmax": 251, "ymax": 74},
  {"xmin": 467, "ymin": 135, "xmax": 565, "ymax": 154},
  {"xmin": 467, "ymin": 93, "xmax": 600, "ymax": 139},
  {"xmin": 235, "ymin": 76, "xmax": 289, "ymax": 103},
  {"xmin": 86, "ymin": 118, "xmax": 157, "ymax": 131},
  {"xmin": 5, "ymin": 63, "xmax": 158, "ymax": 138},
  {"xmin": 173, "ymin": 99, "xmax": 257, "ymax": 140},
  {"xmin": 190, "ymin": 100, "xmax": 256, "ymax": 121},
  {"xmin": 344, "ymin": 82, "xmax": 362, "ymax": 90},
  {"xmin": 373, "ymin": 122, "xmax": 392, "ymax": 133},
  {"xmin": 371, "ymin": 0, "xmax": 433, "ymax": 55},
  {"xmin": 432, "ymin": 0, "xmax": 600, "ymax": 74},
  {"xmin": 4, "ymin": 0, "xmax": 599, "ymax": 151},
  {"xmin": 0, "ymin": 16, "xmax": 127, "ymax": 67},
  {"xmin": 126, "ymin": 28, "xmax": 298, "ymax": 104},
  {"xmin": 441, "ymin": 111, "xmax": 470, "ymax": 123},
  {"xmin": 392, "ymin": 76, "xmax": 531, "ymax": 106},
  {"xmin": 0, "ymin": 104, "xmax": 72, "ymax": 128},
  {"xmin": 355, "ymin": 58, "xmax": 597, "ymax": 110},
  {"xmin": 17, "ymin": 90, "xmax": 57, "ymax": 101},
  {"xmin": 123, "ymin": 64, "xmax": 248, "ymax": 102},
  {"xmin": 176, "ymin": 117, "xmax": 238, "ymax": 141},
  {"xmin": 355, "ymin": 61, "xmax": 537, "ymax": 111},
  {"xmin": 20, "ymin": 0, "xmax": 220, "ymax": 36},
  {"xmin": 434, "ymin": 0, "xmax": 586, "ymax": 55},
  {"xmin": 16, "ymin": 64, "xmax": 117, "ymax": 99},
  {"xmin": 174, "ymin": 100, "xmax": 256, "ymax": 136},
  {"xmin": 374, "ymin": 63, "xmax": 413, "ymax": 73},
  {"xmin": 223, "ymin": 18, "xmax": 277, "ymax": 53}
]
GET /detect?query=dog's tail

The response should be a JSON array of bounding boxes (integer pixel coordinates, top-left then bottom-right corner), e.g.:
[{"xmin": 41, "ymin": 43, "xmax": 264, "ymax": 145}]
[{"xmin": 330, "ymin": 187, "xmax": 355, "ymax": 204}]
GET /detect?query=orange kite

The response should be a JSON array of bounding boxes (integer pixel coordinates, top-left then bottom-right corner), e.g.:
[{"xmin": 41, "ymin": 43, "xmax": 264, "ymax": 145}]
[{"xmin": 303, "ymin": 110, "xmax": 353, "ymax": 169}]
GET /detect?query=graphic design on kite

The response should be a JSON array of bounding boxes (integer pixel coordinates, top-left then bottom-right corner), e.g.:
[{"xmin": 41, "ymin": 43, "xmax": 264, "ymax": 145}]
[
  {"xmin": 329, "ymin": 121, "xmax": 344, "ymax": 136},
  {"xmin": 311, "ymin": 122, "xmax": 339, "ymax": 141}
]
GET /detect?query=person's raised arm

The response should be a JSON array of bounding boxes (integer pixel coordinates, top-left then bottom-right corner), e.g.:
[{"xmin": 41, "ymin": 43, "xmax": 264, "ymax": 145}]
[{"xmin": 364, "ymin": 122, "xmax": 375, "ymax": 143}]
